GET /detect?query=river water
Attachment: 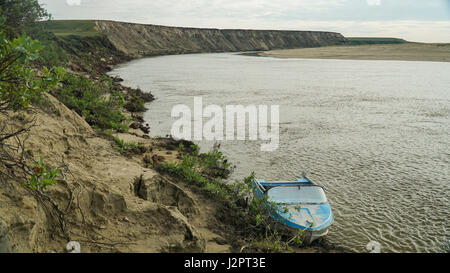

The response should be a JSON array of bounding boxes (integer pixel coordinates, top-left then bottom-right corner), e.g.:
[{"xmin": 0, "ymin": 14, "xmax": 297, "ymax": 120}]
[{"xmin": 109, "ymin": 53, "xmax": 450, "ymax": 253}]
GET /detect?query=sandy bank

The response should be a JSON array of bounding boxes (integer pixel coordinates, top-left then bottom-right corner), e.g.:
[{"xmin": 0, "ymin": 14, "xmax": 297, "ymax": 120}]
[{"xmin": 256, "ymin": 43, "xmax": 450, "ymax": 62}]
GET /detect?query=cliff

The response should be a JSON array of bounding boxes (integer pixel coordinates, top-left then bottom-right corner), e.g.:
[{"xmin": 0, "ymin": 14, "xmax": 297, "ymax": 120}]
[
  {"xmin": 0, "ymin": 94, "xmax": 219, "ymax": 253},
  {"xmin": 94, "ymin": 20, "xmax": 347, "ymax": 58}
]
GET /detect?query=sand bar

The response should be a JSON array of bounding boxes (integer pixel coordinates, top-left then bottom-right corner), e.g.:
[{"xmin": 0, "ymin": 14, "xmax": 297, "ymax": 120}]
[{"xmin": 258, "ymin": 43, "xmax": 450, "ymax": 62}]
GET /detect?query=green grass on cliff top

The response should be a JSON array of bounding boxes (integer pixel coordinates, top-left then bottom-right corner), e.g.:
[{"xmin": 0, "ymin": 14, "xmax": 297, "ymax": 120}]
[
  {"xmin": 346, "ymin": 37, "xmax": 408, "ymax": 45},
  {"xmin": 41, "ymin": 20, "xmax": 99, "ymax": 37}
]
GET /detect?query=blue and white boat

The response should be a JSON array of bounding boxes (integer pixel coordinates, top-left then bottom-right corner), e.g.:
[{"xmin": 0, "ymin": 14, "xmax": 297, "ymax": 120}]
[{"xmin": 252, "ymin": 176, "xmax": 333, "ymax": 244}]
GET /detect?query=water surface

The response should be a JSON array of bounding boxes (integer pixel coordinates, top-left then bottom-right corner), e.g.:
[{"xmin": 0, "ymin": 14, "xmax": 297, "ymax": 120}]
[{"xmin": 110, "ymin": 53, "xmax": 450, "ymax": 253}]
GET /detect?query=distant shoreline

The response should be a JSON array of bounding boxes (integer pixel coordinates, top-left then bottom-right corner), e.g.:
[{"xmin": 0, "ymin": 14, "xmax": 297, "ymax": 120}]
[{"xmin": 249, "ymin": 43, "xmax": 450, "ymax": 62}]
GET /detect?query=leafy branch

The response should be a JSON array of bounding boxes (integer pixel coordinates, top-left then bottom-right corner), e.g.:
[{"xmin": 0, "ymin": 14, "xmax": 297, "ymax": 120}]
[{"xmin": 23, "ymin": 156, "xmax": 59, "ymax": 191}]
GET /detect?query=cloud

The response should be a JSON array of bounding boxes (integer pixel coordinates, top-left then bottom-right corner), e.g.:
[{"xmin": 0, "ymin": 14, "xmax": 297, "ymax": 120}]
[
  {"xmin": 66, "ymin": 0, "xmax": 81, "ymax": 6},
  {"xmin": 281, "ymin": 20, "xmax": 450, "ymax": 43},
  {"xmin": 366, "ymin": 0, "xmax": 381, "ymax": 6},
  {"xmin": 39, "ymin": 0, "xmax": 450, "ymax": 42}
]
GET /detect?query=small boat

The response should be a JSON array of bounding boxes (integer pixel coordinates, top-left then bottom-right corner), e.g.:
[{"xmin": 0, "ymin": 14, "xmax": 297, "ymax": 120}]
[{"xmin": 252, "ymin": 176, "xmax": 333, "ymax": 244}]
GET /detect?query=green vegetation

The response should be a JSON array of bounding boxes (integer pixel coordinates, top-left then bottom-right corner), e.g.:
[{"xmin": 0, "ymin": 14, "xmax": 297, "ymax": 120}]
[
  {"xmin": 162, "ymin": 143, "xmax": 233, "ymax": 194},
  {"xmin": 124, "ymin": 87, "xmax": 154, "ymax": 113},
  {"xmin": 112, "ymin": 136, "xmax": 140, "ymax": 154},
  {"xmin": 346, "ymin": 37, "xmax": 408, "ymax": 45},
  {"xmin": 54, "ymin": 74, "xmax": 129, "ymax": 132},
  {"xmin": 0, "ymin": 14, "xmax": 65, "ymax": 112},
  {"xmin": 1, "ymin": 1, "xmax": 147, "ymax": 169},
  {"xmin": 24, "ymin": 156, "xmax": 59, "ymax": 191},
  {"xmin": 30, "ymin": 30, "xmax": 68, "ymax": 67},
  {"xmin": 158, "ymin": 144, "xmax": 305, "ymax": 252},
  {"xmin": 1, "ymin": 2, "xmax": 69, "ymax": 68},
  {"xmin": 0, "ymin": 0, "xmax": 50, "ymax": 38},
  {"xmin": 41, "ymin": 20, "xmax": 99, "ymax": 37},
  {"xmin": 159, "ymin": 144, "xmax": 229, "ymax": 197},
  {"xmin": 246, "ymin": 186, "xmax": 305, "ymax": 252}
]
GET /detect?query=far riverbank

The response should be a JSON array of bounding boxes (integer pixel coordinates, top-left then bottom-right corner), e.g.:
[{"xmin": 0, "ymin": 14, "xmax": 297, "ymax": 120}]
[{"xmin": 250, "ymin": 43, "xmax": 450, "ymax": 62}]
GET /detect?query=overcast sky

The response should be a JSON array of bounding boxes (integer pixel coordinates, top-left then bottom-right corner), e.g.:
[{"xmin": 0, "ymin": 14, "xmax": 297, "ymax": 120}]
[{"xmin": 39, "ymin": 0, "xmax": 450, "ymax": 42}]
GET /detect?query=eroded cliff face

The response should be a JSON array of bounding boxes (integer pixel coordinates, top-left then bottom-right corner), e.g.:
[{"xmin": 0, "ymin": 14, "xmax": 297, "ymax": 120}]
[
  {"xmin": 94, "ymin": 20, "xmax": 347, "ymax": 58},
  {"xmin": 0, "ymin": 94, "xmax": 228, "ymax": 253}
]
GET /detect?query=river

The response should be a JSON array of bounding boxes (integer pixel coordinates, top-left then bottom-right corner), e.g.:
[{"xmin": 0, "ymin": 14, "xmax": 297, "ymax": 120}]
[{"xmin": 109, "ymin": 53, "xmax": 450, "ymax": 253}]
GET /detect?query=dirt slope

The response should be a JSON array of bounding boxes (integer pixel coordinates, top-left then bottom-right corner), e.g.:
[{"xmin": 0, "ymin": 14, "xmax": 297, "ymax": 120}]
[{"xmin": 0, "ymin": 94, "xmax": 233, "ymax": 253}]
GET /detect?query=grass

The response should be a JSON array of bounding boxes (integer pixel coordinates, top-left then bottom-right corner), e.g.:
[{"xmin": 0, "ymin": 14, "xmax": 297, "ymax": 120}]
[
  {"xmin": 53, "ymin": 74, "xmax": 129, "ymax": 132},
  {"xmin": 41, "ymin": 20, "xmax": 99, "ymax": 37},
  {"xmin": 124, "ymin": 87, "xmax": 155, "ymax": 113},
  {"xmin": 158, "ymin": 144, "xmax": 305, "ymax": 252},
  {"xmin": 112, "ymin": 137, "xmax": 140, "ymax": 154},
  {"xmin": 346, "ymin": 37, "xmax": 408, "ymax": 45}
]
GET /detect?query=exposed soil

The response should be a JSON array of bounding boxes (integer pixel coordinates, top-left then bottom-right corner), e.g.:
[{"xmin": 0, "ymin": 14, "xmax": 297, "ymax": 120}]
[
  {"xmin": 94, "ymin": 20, "xmax": 347, "ymax": 58},
  {"xmin": 0, "ymin": 93, "xmax": 231, "ymax": 253}
]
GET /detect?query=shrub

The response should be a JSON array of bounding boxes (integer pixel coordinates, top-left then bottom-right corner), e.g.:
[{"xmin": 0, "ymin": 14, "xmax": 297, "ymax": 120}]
[
  {"xmin": 1, "ymin": 0, "xmax": 50, "ymax": 38},
  {"xmin": 158, "ymin": 146, "xmax": 305, "ymax": 252},
  {"xmin": 31, "ymin": 31, "xmax": 68, "ymax": 67},
  {"xmin": 112, "ymin": 136, "xmax": 140, "ymax": 154},
  {"xmin": 0, "ymin": 16, "xmax": 65, "ymax": 112},
  {"xmin": 24, "ymin": 156, "xmax": 59, "ymax": 191},
  {"xmin": 54, "ymin": 74, "xmax": 129, "ymax": 132},
  {"xmin": 124, "ymin": 87, "xmax": 154, "ymax": 112}
]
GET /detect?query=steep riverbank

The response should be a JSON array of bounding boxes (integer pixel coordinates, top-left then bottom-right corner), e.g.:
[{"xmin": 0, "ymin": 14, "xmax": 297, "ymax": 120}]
[
  {"xmin": 94, "ymin": 20, "xmax": 347, "ymax": 58},
  {"xmin": 43, "ymin": 20, "xmax": 348, "ymax": 75},
  {"xmin": 0, "ymin": 20, "xmax": 349, "ymax": 253}
]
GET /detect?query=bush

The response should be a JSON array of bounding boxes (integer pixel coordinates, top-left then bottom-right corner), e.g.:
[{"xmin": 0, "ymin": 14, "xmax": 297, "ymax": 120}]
[
  {"xmin": 54, "ymin": 74, "xmax": 129, "ymax": 132},
  {"xmin": 30, "ymin": 31, "xmax": 68, "ymax": 67},
  {"xmin": 0, "ymin": 0, "xmax": 50, "ymax": 38},
  {"xmin": 0, "ymin": 18, "xmax": 65, "ymax": 112},
  {"xmin": 158, "ymin": 146, "xmax": 305, "ymax": 252},
  {"xmin": 158, "ymin": 145, "xmax": 233, "ymax": 197},
  {"xmin": 124, "ymin": 87, "xmax": 154, "ymax": 112},
  {"xmin": 24, "ymin": 156, "xmax": 59, "ymax": 191}
]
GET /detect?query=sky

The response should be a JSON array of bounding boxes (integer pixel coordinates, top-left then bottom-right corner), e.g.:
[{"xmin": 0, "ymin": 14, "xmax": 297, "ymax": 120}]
[{"xmin": 39, "ymin": 0, "xmax": 450, "ymax": 43}]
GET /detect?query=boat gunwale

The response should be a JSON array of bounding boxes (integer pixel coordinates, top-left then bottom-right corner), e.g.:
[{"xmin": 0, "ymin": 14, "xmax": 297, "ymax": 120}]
[{"xmin": 253, "ymin": 178, "xmax": 333, "ymax": 232}]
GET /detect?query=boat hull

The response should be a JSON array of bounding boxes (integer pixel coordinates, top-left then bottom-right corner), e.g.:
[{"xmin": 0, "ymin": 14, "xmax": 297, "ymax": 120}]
[
  {"xmin": 303, "ymin": 228, "xmax": 329, "ymax": 244},
  {"xmin": 270, "ymin": 213, "xmax": 331, "ymax": 245},
  {"xmin": 252, "ymin": 178, "xmax": 333, "ymax": 245}
]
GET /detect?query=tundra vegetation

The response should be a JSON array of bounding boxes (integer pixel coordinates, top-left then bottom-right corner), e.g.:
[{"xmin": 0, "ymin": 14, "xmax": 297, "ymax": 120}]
[
  {"xmin": 159, "ymin": 143, "xmax": 306, "ymax": 252},
  {"xmin": 54, "ymin": 74, "xmax": 129, "ymax": 132},
  {"xmin": 346, "ymin": 37, "xmax": 408, "ymax": 45}
]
